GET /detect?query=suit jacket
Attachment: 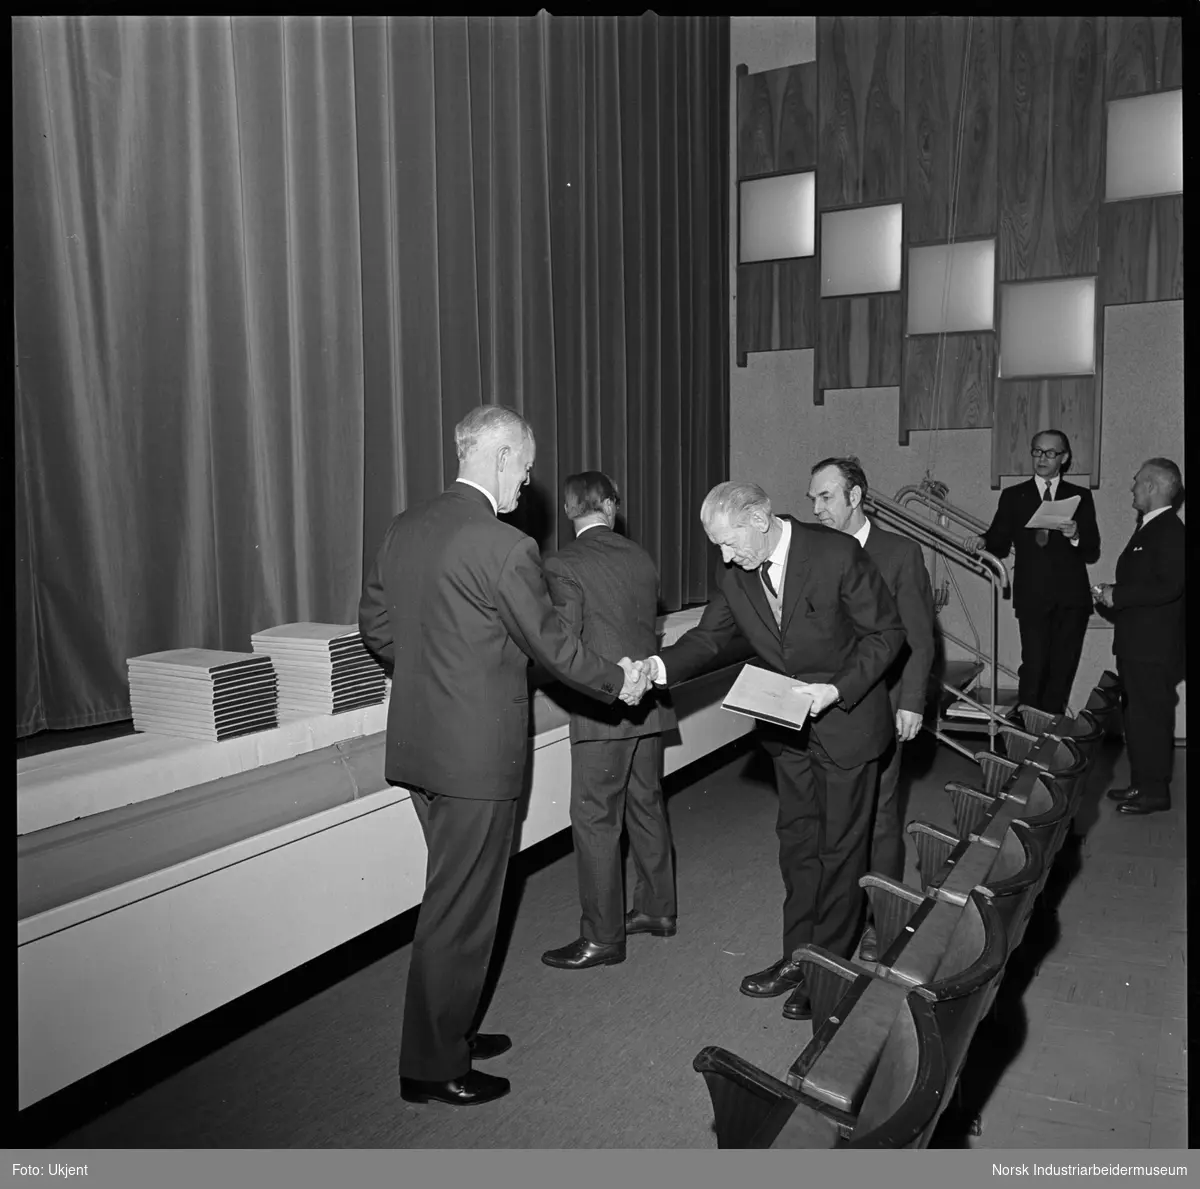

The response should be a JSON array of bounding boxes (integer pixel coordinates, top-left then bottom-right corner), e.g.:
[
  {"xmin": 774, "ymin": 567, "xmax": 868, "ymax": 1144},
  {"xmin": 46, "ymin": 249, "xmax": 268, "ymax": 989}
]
[
  {"xmin": 359, "ymin": 482, "xmax": 624, "ymax": 801},
  {"xmin": 982, "ymin": 478, "xmax": 1100, "ymax": 616},
  {"xmin": 659, "ymin": 516, "xmax": 906, "ymax": 769},
  {"xmin": 1111, "ymin": 508, "xmax": 1185, "ymax": 670},
  {"xmin": 862, "ymin": 521, "xmax": 937, "ymax": 716},
  {"xmin": 543, "ymin": 525, "xmax": 677, "ymax": 743}
]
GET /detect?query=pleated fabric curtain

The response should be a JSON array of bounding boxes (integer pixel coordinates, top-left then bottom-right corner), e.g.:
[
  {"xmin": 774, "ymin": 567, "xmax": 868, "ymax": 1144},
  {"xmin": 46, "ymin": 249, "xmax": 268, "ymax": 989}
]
[{"xmin": 14, "ymin": 14, "xmax": 729, "ymax": 736}]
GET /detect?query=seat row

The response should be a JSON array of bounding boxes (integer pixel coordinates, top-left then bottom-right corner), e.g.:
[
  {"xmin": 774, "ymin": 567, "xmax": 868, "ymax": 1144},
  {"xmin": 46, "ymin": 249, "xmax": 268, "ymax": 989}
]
[{"xmin": 692, "ymin": 678, "xmax": 1122, "ymax": 1149}]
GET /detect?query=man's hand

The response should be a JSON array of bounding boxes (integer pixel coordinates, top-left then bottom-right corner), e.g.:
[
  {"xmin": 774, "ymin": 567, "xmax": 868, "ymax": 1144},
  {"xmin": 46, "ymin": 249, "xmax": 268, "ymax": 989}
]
[
  {"xmin": 1058, "ymin": 519, "xmax": 1078, "ymax": 540},
  {"xmin": 618, "ymin": 657, "xmax": 650, "ymax": 705},
  {"xmin": 895, "ymin": 708, "xmax": 923, "ymax": 743},
  {"xmin": 1092, "ymin": 583, "xmax": 1114, "ymax": 608},
  {"xmin": 964, "ymin": 535, "xmax": 987, "ymax": 554},
  {"xmin": 804, "ymin": 682, "xmax": 840, "ymax": 717}
]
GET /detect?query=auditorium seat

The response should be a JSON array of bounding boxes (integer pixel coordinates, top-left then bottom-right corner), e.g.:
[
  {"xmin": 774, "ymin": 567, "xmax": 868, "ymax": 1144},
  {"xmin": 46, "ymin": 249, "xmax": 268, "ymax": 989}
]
[
  {"xmin": 945, "ymin": 774, "xmax": 1070, "ymax": 854},
  {"xmin": 859, "ymin": 874, "xmax": 925, "ymax": 964},
  {"xmin": 1018, "ymin": 705, "xmax": 1104, "ymax": 763},
  {"xmin": 907, "ymin": 820, "xmax": 1044, "ymax": 950}
]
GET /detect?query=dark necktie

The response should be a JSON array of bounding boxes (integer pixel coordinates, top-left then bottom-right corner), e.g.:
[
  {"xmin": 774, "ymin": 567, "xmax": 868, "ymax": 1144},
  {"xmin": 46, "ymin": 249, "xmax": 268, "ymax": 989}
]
[
  {"xmin": 1035, "ymin": 482, "xmax": 1052, "ymax": 546},
  {"xmin": 760, "ymin": 560, "xmax": 777, "ymax": 598}
]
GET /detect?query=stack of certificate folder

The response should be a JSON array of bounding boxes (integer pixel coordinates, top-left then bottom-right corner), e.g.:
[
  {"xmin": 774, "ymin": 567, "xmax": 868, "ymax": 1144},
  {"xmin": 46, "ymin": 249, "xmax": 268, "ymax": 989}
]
[
  {"xmin": 127, "ymin": 649, "xmax": 279, "ymax": 741},
  {"xmin": 249, "ymin": 623, "xmax": 387, "ymax": 719}
]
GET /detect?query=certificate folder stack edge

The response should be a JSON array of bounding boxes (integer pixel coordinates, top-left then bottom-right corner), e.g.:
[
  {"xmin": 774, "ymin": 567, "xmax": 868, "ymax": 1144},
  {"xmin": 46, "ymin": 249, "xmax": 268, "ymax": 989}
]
[
  {"xmin": 127, "ymin": 648, "xmax": 279, "ymax": 741},
  {"xmin": 250, "ymin": 623, "xmax": 388, "ymax": 720}
]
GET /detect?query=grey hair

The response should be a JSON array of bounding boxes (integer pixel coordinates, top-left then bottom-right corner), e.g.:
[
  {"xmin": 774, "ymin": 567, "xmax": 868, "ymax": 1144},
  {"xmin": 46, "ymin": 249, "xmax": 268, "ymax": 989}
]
[
  {"xmin": 1143, "ymin": 457, "xmax": 1183, "ymax": 504},
  {"xmin": 454, "ymin": 404, "xmax": 533, "ymax": 461},
  {"xmin": 700, "ymin": 481, "xmax": 772, "ymax": 528}
]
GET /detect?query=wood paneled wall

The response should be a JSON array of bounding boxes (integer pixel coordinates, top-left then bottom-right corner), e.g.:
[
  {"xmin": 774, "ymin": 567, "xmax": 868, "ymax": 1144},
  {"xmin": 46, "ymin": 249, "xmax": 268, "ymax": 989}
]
[
  {"xmin": 817, "ymin": 295, "xmax": 902, "ymax": 392},
  {"xmin": 737, "ymin": 63, "xmax": 817, "ymax": 177},
  {"xmin": 905, "ymin": 16, "xmax": 998, "ymax": 245},
  {"xmin": 735, "ymin": 15, "xmax": 1181, "ymax": 485},
  {"xmin": 992, "ymin": 378, "xmax": 1096, "ymax": 477},
  {"xmin": 997, "ymin": 17, "xmax": 1105, "ymax": 283},
  {"xmin": 1100, "ymin": 197, "xmax": 1184, "ymax": 305},
  {"xmin": 816, "ymin": 17, "xmax": 905, "ymax": 208},
  {"xmin": 1105, "ymin": 16, "xmax": 1182, "ymax": 99},
  {"xmin": 737, "ymin": 259, "xmax": 816, "ymax": 355},
  {"xmin": 900, "ymin": 334, "xmax": 996, "ymax": 443}
]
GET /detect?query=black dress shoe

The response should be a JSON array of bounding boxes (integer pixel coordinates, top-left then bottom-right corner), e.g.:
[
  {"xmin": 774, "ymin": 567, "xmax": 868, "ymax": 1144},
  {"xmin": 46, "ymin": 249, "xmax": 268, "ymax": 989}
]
[
  {"xmin": 467, "ymin": 1033, "xmax": 512, "ymax": 1061},
  {"xmin": 857, "ymin": 926, "xmax": 879, "ymax": 965},
  {"xmin": 1117, "ymin": 793, "xmax": 1171, "ymax": 816},
  {"xmin": 541, "ymin": 938, "xmax": 626, "ymax": 969},
  {"xmin": 625, "ymin": 910, "xmax": 677, "ymax": 937},
  {"xmin": 399, "ymin": 1070, "xmax": 510, "ymax": 1106},
  {"xmin": 1107, "ymin": 785, "xmax": 1139, "ymax": 803},
  {"xmin": 782, "ymin": 982, "xmax": 813, "ymax": 1021},
  {"xmin": 740, "ymin": 957, "xmax": 805, "ymax": 998}
]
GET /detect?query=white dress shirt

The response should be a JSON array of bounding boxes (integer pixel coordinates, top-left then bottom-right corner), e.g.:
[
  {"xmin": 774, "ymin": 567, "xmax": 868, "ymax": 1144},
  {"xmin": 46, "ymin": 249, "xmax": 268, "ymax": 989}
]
[
  {"xmin": 651, "ymin": 517, "xmax": 791, "ymax": 686},
  {"xmin": 852, "ymin": 518, "xmax": 871, "ymax": 548},
  {"xmin": 1035, "ymin": 475, "xmax": 1079, "ymax": 547},
  {"xmin": 1139, "ymin": 506, "xmax": 1171, "ymax": 529},
  {"xmin": 457, "ymin": 478, "xmax": 498, "ymax": 515}
]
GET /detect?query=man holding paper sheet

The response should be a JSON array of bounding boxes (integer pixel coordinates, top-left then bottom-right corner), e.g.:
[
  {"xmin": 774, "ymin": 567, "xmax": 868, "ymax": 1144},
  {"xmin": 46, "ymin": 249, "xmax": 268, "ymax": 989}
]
[
  {"xmin": 642, "ymin": 481, "xmax": 905, "ymax": 1021},
  {"xmin": 967, "ymin": 431, "xmax": 1100, "ymax": 715}
]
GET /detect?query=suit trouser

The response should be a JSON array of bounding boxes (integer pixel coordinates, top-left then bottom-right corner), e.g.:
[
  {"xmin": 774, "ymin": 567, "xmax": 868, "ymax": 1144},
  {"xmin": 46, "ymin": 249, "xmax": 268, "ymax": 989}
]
[
  {"xmin": 773, "ymin": 737, "xmax": 877, "ymax": 960},
  {"xmin": 869, "ymin": 734, "xmax": 906, "ymax": 885},
  {"xmin": 399, "ymin": 787, "xmax": 519, "ymax": 1082},
  {"xmin": 1016, "ymin": 603, "xmax": 1090, "ymax": 714},
  {"xmin": 571, "ymin": 733, "xmax": 675, "ymax": 946},
  {"xmin": 1116, "ymin": 657, "xmax": 1180, "ymax": 802}
]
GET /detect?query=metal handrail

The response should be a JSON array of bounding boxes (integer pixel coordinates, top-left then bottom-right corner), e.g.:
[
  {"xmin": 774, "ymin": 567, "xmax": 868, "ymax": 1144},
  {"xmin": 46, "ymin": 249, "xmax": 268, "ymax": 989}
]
[
  {"xmin": 866, "ymin": 492, "xmax": 1010, "ymax": 595},
  {"xmin": 863, "ymin": 488, "xmax": 1012, "ymax": 752},
  {"xmin": 894, "ymin": 484, "xmax": 991, "ymax": 536}
]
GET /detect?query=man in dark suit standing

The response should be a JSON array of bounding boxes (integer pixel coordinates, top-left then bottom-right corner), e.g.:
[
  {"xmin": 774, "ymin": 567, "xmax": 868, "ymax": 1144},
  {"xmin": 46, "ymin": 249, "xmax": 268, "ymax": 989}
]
[
  {"xmin": 1094, "ymin": 458, "xmax": 1185, "ymax": 817},
  {"xmin": 968, "ymin": 430, "xmax": 1101, "ymax": 715},
  {"xmin": 359, "ymin": 406, "xmax": 648, "ymax": 1108},
  {"xmin": 642, "ymin": 482, "xmax": 905, "ymax": 1021},
  {"xmin": 539, "ymin": 471, "xmax": 679, "ymax": 971},
  {"xmin": 808, "ymin": 457, "xmax": 936, "ymax": 963}
]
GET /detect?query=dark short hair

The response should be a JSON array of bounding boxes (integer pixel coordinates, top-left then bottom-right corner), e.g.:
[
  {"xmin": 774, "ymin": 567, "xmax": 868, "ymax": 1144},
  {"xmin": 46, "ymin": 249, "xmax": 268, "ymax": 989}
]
[
  {"xmin": 563, "ymin": 471, "xmax": 621, "ymax": 519},
  {"xmin": 1144, "ymin": 457, "xmax": 1183, "ymax": 505},
  {"xmin": 811, "ymin": 456, "xmax": 869, "ymax": 500},
  {"xmin": 1032, "ymin": 429, "xmax": 1071, "ymax": 461}
]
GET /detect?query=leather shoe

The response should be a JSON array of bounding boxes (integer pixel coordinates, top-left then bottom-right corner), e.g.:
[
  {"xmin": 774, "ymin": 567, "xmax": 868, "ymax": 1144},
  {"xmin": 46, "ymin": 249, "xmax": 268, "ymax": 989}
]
[
  {"xmin": 781, "ymin": 982, "xmax": 813, "ymax": 1021},
  {"xmin": 857, "ymin": 926, "xmax": 879, "ymax": 965},
  {"xmin": 541, "ymin": 938, "xmax": 626, "ymax": 969},
  {"xmin": 1107, "ymin": 785, "xmax": 1139, "ymax": 803},
  {"xmin": 625, "ymin": 910, "xmax": 677, "ymax": 937},
  {"xmin": 467, "ymin": 1033, "xmax": 511, "ymax": 1061},
  {"xmin": 740, "ymin": 957, "xmax": 805, "ymax": 998},
  {"xmin": 1117, "ymin": 793, "xmax": 1171, "ymax": 816},
  {"xmin": 399, "ymin": 1069, "xmax": 510, "ymax": 1106}
]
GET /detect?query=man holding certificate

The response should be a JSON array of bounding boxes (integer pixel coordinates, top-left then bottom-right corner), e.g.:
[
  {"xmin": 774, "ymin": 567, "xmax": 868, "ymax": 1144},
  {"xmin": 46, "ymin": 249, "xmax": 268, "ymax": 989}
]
[
  {"xmin": 968, "ymin": 430, "xmax": 1100, "ymax": 715},
  {"xmin": 641, "ymin": 482, "xmax": 905, "ymax": 1021}
]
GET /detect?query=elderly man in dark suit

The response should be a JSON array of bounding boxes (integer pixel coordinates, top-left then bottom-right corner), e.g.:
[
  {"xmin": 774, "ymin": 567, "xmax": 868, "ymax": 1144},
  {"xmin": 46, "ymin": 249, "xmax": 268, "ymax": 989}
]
[
  {"xmin": 1094, "ymin": 458, "xmax": 1185, "ymax": 817},
  {"xmin": 539, "ymin": 471, "xmax": 678, "ymax": 971},
  {"xmin": 808, "ymin": 457, "xmax": 936, "ymax": 963},
  {"xmin": 968, "ymin": 430, "xmax": 1101, "ymax": 715},
  {"xmin": 642, "ymin": 481, "xmax": 905, "ymax": 1021},
  {"xmin": 359, "ymin": 406, "xmax": 648, "ymax": 1108}
]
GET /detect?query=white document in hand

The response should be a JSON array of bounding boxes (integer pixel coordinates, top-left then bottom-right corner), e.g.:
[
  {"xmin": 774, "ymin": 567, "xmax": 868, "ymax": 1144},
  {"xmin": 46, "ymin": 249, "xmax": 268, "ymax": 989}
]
[
  {"xmin": 1024, "ymin": 494, "xmax": 1080, "ymax": 531},
  {"xmin": 722, "ymin": 664, "xmax": 814, "ymax": 731}
]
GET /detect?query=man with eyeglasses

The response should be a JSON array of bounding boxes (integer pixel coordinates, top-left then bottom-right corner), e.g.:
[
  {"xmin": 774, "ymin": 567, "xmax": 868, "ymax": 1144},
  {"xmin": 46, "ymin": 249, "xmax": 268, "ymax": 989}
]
[{"xmin": 967, "ymin": 430, "xmax": 1100, "ymax": 715}]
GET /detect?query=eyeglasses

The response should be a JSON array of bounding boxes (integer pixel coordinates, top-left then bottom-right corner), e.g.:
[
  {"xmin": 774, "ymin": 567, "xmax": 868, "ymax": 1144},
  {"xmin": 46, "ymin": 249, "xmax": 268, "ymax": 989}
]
[{"xmin": 1030, "ymin": 448, "xmax": 1065, "ymax": 459}]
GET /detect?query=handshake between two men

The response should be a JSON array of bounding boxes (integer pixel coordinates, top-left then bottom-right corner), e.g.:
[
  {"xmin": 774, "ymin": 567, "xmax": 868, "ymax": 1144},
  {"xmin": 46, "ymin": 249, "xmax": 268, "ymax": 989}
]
[{"xmin": 614, "ymin": 655, "xmax": 842, "ymax": 717}]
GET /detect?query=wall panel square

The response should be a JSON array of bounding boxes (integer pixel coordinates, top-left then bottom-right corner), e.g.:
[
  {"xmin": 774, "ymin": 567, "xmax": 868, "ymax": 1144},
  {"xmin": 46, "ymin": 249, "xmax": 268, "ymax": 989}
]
[
  {"xmin": 817, "ymin": 17, "xmax": 905, "ymax": 208},
  {"xmin": 738, "ymin": 63, "xmax": 818, "ymax": 179},
  {"xmin": 901, "ymin": 334, "xmax": 996, "ymax": 442},
  {"xmin": 817, "ymin": 295, "xmax": 902, "ymax": 391},
  {"xmin": 998, "ymin": 17, "xmax": 1104, "ymax": 281},
  {"xmin": 992, "ymin": 377, "xmax": 1095, "ymax": 480},
  {"xmin": 905, "ymin": 16, "xmax": 998, "ymax": 244},
  {"xmin": 1099, "ymin": 196, "xmax": 1184, "ymax": 306},
  {"xmin": 738, "ymin": 260, "xmax": 817, "ymax": 355}
]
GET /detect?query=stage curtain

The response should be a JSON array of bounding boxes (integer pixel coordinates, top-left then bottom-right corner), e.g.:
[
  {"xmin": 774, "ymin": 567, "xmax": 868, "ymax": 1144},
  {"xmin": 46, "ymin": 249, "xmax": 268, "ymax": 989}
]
[{"xmin": 14, "ymin": 14, "xmax": 729, "ymax": 735}]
